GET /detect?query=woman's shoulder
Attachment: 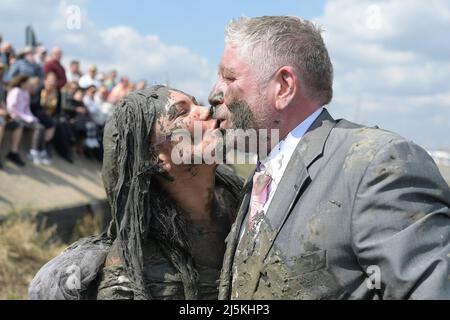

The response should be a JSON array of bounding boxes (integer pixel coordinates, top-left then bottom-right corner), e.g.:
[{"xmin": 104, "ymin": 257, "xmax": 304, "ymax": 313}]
[{"xmin": 28, "ymin": 234, "xmax": 112, "ymax": 300}]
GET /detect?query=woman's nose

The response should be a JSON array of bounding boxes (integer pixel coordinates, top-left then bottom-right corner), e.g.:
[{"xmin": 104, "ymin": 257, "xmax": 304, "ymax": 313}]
[
  {"xmin": 196, "ymin": 104, "xmax": 212, "ymax": 121},
  {"xmin": 192, "ymin": 105, "xmax": 218, "ymax": 130},
  {"xmin": 208, "ymin": 85, "xmax": 224, "ymax": 107}
]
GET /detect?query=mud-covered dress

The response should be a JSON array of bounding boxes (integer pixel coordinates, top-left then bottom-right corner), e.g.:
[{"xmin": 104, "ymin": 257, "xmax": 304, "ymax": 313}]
[{"xmin": 93, "ymin": 190, "xmax": 235, "ymax": 300}]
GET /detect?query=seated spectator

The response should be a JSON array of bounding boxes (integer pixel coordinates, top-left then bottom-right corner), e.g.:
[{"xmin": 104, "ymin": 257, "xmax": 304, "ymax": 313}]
[
  {"xmin": 84, "ymin": 85, "xmax": 113, "ymax": 126},
  {"xmin": 107, "ymin": 76, "xmax": 130, "ymax": 104},
  {"xmin": 53, "ymin": 81, "xmax": 80, "ymax": 163},
  {"xmin": 61, "ymin": 81, "xmax": 79, "ymax": 110},
  {"xmin": 82, "ymin": 85, "xmax": 109, "ymax": 161},
  {"xmin": 5, "ymin": 47, "xmax": 43, "ymax": 82},
  {"xmin": 78, "ymin": 65, "xmax": 101, "ymax": 89},
  {"xmin": 0, "ymin": 105, "xmax": 25, "ymax": 169},
  {"xmin": 66, "ymin": 60, "xmax": 82, "ymax": 83},
  {"xmin": 62, "ymin": 87, "xmax": 87, "ymax": 119},
  {"xmin": 38, "ymin": 73, "xmax": 61, "ymax": 118},
  {"xmin": 0, "ymin": 62, "xmax": 23, "ymax": 168},
  {"xmin": 63, "ymin": 88, "xmax": 99, "ymax": 156},
  {"xmin": 30, "ymin": 73, "xmax": 60, "ymax": 164},
  {"xmin": 94, "ymin": 84, "xmax": 114, "ymax": 125},
  {"xmin": 6, "ymin": 75, "xmax": 46, "ymax": 166},
  {"xmin": 94, "ymin": 84, "xmax": 108, "ymax": 105},
  {"xmin": 82, "ymin": 85, "xmax": 99, "ymax": 122},
  {"xmin": 103, "ymin": 70, "xmax": 117, "ymax": 92},
  {"xmin": 44, "ymin": 47, "xmax": 67, "ymax": 90}
]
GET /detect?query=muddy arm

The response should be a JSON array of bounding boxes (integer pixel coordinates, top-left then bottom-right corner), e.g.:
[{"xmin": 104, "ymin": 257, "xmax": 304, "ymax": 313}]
[
  {"xmin": 28, "ymin": 235, "xmax": 112, "ymax": 300},
  {"xmin": 351, "ymin": 139, "xmax": 450, "ymax": 299}
]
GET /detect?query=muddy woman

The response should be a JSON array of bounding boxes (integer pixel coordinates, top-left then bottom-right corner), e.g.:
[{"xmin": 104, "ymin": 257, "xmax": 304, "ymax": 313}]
[{"xmin": 29, "ymin": 85, "xmax": 243, "ymax": 300}]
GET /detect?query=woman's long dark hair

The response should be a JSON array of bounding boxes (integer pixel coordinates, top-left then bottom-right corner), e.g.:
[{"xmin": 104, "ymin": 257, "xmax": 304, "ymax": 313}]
[{"xmin": 102, "ymin": 86, "xmax": 198, "ymax": 299}]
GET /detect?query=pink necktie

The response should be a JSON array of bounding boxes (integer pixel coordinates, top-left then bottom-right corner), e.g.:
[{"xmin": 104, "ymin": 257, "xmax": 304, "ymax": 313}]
[{"xmin": 248, "ymin": 170, "xmax": 272, "ymax": 229}]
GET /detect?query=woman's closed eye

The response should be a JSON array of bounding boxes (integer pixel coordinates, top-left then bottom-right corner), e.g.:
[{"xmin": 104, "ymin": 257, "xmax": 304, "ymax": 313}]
[{"xmin": 168, "ymin": 103, "xmax": 188, "ymax": 121}]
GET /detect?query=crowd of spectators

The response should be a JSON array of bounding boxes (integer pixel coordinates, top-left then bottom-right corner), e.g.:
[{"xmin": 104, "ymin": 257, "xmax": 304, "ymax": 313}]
[{"xmin": 0, "ymin": 37, "xmax": 148, "ymax": 169}]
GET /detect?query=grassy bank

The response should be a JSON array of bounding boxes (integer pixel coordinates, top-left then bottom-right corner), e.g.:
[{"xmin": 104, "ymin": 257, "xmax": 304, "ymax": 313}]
[{"xmin": 0, "ymin": 213, "xmax": 102, "ymax": 300}]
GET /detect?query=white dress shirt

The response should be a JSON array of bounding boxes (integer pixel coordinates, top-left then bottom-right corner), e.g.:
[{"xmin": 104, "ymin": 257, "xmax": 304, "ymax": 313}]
[
  {"xmin": 239, "ymin": 107, "xmax": 324, "ymax": 239},
  {"xmin": 260, "ymin": 107, "xmax": 323, "ymax": 213}
]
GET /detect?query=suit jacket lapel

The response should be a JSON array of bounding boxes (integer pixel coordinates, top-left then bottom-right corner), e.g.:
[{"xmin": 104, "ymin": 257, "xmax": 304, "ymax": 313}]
[{"xmin": 257, "ymin": 109, "xmax": 337, "ymax": 263}]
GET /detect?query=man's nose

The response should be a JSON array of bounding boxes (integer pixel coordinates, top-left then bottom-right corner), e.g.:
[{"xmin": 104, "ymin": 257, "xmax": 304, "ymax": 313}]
[{"xmin": 208, "ymin": 84, "xmax": 224, "ymax": 107}]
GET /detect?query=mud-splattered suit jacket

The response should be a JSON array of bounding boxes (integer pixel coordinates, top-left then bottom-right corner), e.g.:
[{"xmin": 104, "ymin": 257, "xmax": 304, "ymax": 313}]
[{"xmin": 219, "ymin": 109, "xmax": 450, "ymax": 300}]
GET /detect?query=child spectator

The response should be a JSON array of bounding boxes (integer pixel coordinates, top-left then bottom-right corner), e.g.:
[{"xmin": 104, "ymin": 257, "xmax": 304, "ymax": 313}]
[{"xmin": 6, "ymin": 75, "xmax": 45, "ymax": 165}]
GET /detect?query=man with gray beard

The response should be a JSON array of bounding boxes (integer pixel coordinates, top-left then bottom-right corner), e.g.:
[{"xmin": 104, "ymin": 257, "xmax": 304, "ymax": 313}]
[{"xmin": 209, "ymin": 16, "xmax": 450, "ymax": 299}]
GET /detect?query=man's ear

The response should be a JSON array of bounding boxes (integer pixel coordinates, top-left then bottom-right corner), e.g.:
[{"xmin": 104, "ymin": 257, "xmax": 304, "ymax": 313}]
[{"xmin": 273, "ymin": 66, "xmax": 297, "ymax": 111}]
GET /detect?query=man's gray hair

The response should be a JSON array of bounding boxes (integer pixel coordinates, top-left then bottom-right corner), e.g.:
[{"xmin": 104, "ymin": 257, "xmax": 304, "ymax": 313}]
[{"xmin": 225, "ymin": 16, "xmax": 333, "ymax": 106}]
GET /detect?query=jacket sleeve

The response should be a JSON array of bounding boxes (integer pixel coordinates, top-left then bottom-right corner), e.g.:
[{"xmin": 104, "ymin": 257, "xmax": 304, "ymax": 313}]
[{"xmin": 351, "ymin": 139, "xmax": 450, "ymax": 299}]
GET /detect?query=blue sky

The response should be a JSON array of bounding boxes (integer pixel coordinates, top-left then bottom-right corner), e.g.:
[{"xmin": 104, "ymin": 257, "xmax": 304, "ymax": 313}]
[
  {"xmin": 1, "ymin": 0, "xmax": 449, "ymax": 149},
  {"xmin": 86, "ymin": 0, "xmax": 327, "ymax": 66}
]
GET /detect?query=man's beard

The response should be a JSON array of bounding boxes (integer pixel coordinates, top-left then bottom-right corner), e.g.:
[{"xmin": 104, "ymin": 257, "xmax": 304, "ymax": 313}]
[
  {"xmin": 218, "ymin": 100, "xmax": 259, "ymax": 157},
  {"xmin": 229, "ymin": 100, "xmax": 256, "ymax": 130}
]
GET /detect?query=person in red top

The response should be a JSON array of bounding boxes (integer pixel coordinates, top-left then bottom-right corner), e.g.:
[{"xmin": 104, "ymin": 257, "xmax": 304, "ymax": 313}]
[{"xmin": 43, "ymin": 47, "xmax": 67, "ymax": 90}]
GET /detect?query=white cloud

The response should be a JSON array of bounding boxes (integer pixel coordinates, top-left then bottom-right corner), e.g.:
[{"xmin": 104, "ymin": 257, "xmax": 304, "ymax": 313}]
[
  {"xmin": 0, "ymin": 0, "xmax": 215, "ymax": 101},
  {"xmin": 315, "ymin": 0, "xmax": 450, "ymax": 148}
]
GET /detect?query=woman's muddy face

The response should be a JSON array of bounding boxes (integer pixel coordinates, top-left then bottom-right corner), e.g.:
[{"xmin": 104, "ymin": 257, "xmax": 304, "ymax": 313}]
[{"xmin": 153, "ymin": 90, "xmax": 220, "ymax": 168}]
